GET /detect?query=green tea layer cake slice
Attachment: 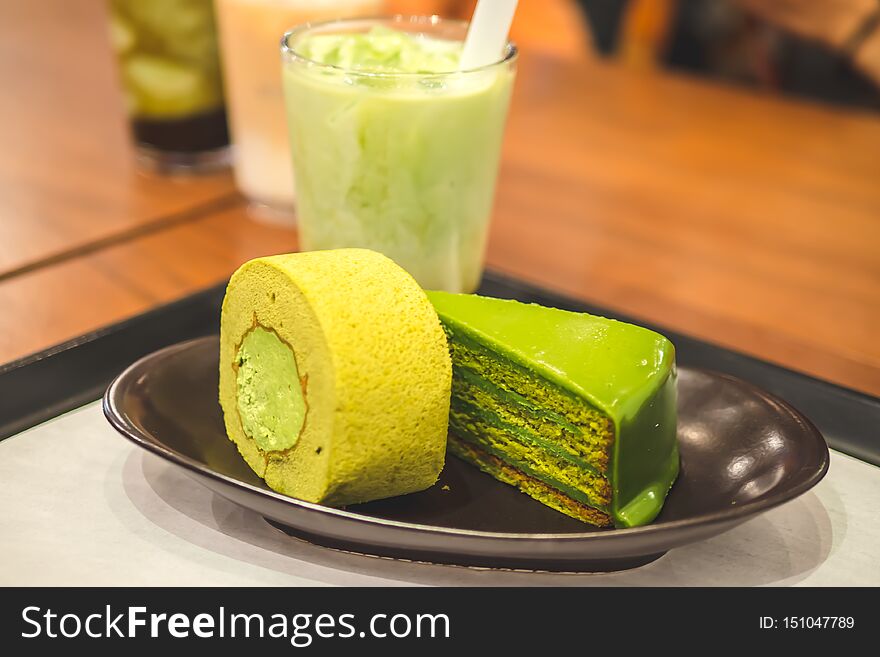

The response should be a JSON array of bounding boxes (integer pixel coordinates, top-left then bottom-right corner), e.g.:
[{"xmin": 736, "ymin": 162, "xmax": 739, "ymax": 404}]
[
  {"xmin": 219, "ymin": 249, "xmax": 452, "ymax": 506},
  {"xmin": 427, "ymin": 292, "xmax": 679, "ymax": 528}
]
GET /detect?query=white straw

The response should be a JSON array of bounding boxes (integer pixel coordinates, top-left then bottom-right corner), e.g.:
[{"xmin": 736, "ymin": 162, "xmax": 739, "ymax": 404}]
[{"xmin": 459, "ymin": 0, "xmax": 519, "ymax": 70}]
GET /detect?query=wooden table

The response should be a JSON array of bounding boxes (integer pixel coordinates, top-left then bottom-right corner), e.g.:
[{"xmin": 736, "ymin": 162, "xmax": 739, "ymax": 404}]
[{"xmin": 2, "ymin": 0, "xmax": 879, "ymax": 396}]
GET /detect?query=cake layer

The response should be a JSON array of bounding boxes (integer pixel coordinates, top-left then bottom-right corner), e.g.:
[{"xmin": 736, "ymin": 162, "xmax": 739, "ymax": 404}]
[
  {"xmin": 450, "ymin": 400, "xmax": 611, "ymax": 510},
  {"xmin": 452, "ymin": 363, "xmax": 611, "ymax": 472},
  {"xmin": 450, "ymin": 394, "xmax": 604, "ymax": 478},
  {"xmin": 449, "ymin": 437, "xmax": 613, "ymax": 527},
  {"xmin": 219, "ymin": 249, "xmax": 451, "ymax": 506},
  {"xmin": 449, "ymin": 328, "xmax": 614, "ymax": 435}
]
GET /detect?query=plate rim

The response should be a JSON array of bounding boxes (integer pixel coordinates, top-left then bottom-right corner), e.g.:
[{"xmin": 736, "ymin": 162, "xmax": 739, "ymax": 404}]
[{"xmin": 103, "ymin": 336, "xmax": 831, "ymax": 542}]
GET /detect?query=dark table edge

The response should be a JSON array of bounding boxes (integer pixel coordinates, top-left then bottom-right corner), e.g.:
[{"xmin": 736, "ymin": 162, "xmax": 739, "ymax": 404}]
[{"xmin": 1, "ymin": 270, "xmax": 878, "ymax": 468}]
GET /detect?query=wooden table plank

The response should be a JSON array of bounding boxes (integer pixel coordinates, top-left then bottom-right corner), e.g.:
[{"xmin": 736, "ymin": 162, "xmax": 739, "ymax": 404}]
[
  {"xmin": 2, "ymin": 173, "xmax": 878, "ymax": 398},
  {"xmin": 0, "ymin": 0, "xmax": 237, "ymax": 278},
  {"xmin": 0, "ymin": 6, "xmax": 878, "ymax": 397},
  {"xmin": 487, "ymin": 54, "xmax": 880, "ymax": 394},
  {"xmin": 0, "ymin": 205, "xmax": 297, "ymax": 362}
]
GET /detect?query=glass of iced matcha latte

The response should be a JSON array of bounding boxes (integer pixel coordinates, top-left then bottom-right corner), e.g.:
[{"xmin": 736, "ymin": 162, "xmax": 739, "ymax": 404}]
[{"xmin": 281, "ymin": 16, "xmax": 517, "ymax": 292}]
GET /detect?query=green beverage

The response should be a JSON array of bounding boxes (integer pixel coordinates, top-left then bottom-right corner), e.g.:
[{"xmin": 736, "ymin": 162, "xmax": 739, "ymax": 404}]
[
  {"xmin": 281, "ymin": 17, "xmax": 517, "ymax": 292},
  {"xmin": 107, "ymin": 0, "xmax": 229, "ymax": 170}
]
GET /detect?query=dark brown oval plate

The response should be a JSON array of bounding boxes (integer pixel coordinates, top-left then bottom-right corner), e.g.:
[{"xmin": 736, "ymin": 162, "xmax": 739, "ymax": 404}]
[{"xmin": 104, "ymin": 336, "xmax": 829, "ymax": 572}]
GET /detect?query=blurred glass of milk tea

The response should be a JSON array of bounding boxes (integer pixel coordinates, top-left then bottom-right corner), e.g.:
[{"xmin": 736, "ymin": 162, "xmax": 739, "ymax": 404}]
[{"xmin": 214, "ymin": 0, "xmax": 384, "ymax": 222}]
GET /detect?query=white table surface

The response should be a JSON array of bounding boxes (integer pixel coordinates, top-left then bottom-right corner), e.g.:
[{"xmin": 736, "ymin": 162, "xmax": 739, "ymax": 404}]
[{"xmin": 0, "ymin": 402, "xmax": 878, "ymax": 586}]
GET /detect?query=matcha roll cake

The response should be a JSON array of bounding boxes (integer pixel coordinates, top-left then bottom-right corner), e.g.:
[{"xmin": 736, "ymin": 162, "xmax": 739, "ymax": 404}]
[
  {"xmin": 219, "ymin": 249, "xmax": 451, "ymax": 506},
  {"xmin": 427, "ymin": 292, "xmax": 679, "ymax": 528}
]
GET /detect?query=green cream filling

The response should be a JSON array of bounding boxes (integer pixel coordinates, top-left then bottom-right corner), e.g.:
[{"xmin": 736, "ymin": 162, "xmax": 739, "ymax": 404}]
[{"xmin": 236, "ymin": 327, "xmax": 306, "ymax": 452}]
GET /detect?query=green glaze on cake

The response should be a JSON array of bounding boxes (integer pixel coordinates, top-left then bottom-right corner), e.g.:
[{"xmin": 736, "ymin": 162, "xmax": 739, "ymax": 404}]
[
  {"xmin": 427, "ymin": 291, "xmax": 679, "ymax": 528},
  {"xmin": 235, "ymin": 326, "xmax": 306, "ymax": 453}
]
